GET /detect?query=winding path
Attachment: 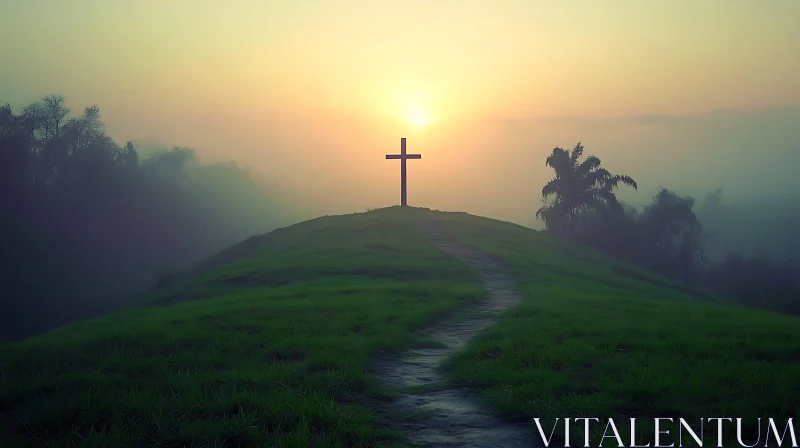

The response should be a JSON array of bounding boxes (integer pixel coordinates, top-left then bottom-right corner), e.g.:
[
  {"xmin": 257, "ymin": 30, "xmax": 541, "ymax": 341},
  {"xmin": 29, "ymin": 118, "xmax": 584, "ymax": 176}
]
[{"xmin": 370, "ymin": 221, "xmax": 540, "ymax": 447}]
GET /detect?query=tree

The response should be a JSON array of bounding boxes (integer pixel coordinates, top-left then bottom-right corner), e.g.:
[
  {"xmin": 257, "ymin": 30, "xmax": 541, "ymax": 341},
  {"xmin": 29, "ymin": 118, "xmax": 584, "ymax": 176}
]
[
  {"xmin": 118, "ymin": 141, "xmax": 139, "ymax": 168},
  {"xmin": 40, "ymin": 94, "xmax": 70, "ymax": 139},
  {"xmin": 638, "ymin": 188, "xmax": 706, "ymax": 282},
  {"xmin": 536, "ymin": 142, "xmax": 638, "ymax": 237},
  {"xmin": 575, "ymin": 200, "xmax": 641, "ymax": 259},
  {"xmin": 531, "ymin": 141, "xmax": 799, "ymax": 315},
  {"xmin": 143, "ymin": 146, "xmax": 197, "ymax": 182},
  {"xmin": 0, "ymin": 104, "xmax": 29, "ymax": 209},
  {"xmin": 0, "ymin": 94, "xmax": 288, "ymax": 341}
]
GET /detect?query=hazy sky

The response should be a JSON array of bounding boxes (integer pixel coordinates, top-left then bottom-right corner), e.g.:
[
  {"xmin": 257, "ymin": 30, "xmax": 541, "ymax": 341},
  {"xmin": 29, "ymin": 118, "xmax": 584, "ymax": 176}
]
[{"xmin": 2, "ymin": 1, "xmax": 799, "ymax": 226}]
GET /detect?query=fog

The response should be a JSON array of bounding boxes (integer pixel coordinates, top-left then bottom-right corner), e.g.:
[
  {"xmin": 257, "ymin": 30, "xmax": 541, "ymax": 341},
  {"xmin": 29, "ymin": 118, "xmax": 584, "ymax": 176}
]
[
  {"xmin": 2, "ymin": 2, "xmax": 799, "ymax": 339},
  {"xmin": 3, "ymin": 96, "xmax": 798, "ymax": 340},
  {"xmin": 0, "ymin": 98, "xmax": 309, "ymax": 340},
  {"xmin": 127, "ymin": 103, "xmax": 798, "ymax": 234},
  {"xmin": 74, "ymin": 103, "xmax": 798, "ymax": 228},
  {"xmin": 2, "ymin": 1, "xmax": 798, "ymax": 224}
]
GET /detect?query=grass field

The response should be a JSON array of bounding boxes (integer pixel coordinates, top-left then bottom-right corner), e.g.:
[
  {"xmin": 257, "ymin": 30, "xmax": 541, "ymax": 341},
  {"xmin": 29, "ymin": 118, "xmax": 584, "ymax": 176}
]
[
  {"xmin": 435, "ymin": 213, "xmax": 800, "ymax": 445},
  {"xmin": 0, "ymin": 209, "xmax": 483, "ymax": 447},
  {"xmin": 1, "ymin": 207, "xmax": 799, "ymax": 447}
]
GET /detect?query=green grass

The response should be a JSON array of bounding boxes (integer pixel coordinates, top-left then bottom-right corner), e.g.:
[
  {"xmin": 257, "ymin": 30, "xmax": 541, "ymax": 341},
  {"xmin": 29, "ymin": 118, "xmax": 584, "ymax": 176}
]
[
  {"xmin": 2, "ymin": 207, "xmax": 799, "ymax": 447},
  {"xmin": 0, "ymin": 208, "xmax": 484, "ymax": 447},
  {"xmin": 434, "ymin": 213, "xmax": 800, "ymax": 445}
]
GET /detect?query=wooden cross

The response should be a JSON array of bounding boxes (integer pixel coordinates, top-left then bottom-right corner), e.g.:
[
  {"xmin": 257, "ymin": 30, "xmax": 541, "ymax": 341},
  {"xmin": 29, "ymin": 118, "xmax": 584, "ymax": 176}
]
[{"xmin": 386, "ymin": 137, "xmax": 421, "ymax": 207}]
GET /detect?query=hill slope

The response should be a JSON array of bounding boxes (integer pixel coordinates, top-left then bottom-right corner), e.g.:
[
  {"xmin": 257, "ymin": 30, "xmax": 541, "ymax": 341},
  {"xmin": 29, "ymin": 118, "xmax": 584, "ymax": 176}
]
[
  {"xmin": 1, "ymin": 207, "xmax": 798, "ymax": 447},
  {"xmin": 436, "ymin": 213, "xmax": 800, "ymax": 444}
]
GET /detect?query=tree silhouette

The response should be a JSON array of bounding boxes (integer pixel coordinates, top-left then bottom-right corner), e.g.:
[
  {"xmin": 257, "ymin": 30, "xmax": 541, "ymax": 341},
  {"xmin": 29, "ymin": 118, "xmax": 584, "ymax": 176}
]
[
  {"xmin": 638, "ymin": 188, "xmax": 706, "ymax": 282},
  {"xmin": 536, "ymin": 142, "xmax": 637, "ymax": 237},
  {"xmin": 0, "ymin": 94, "xmax": 288, "ymax": 341},
  {"xmin": 531, "ymin": 142, "xmax": 799, "ymax": 316}
]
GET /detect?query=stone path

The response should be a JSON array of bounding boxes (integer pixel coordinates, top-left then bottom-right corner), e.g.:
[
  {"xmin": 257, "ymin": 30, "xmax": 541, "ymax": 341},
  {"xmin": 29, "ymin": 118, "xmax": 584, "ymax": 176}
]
[{"xmin": 369, "ymin": 221, "xmax": 540, "ymax": 447}]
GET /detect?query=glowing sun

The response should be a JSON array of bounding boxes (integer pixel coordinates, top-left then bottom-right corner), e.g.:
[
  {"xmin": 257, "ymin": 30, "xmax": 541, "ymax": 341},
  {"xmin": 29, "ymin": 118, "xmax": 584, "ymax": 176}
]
[{"xmin": 407, "ymin": 112, "xmax": 430, "ymax": 128}]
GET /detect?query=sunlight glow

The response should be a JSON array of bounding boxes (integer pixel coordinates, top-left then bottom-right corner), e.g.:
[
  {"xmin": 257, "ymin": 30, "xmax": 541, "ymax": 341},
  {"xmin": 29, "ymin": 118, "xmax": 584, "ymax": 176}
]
[{"xmin": 407, "ymin": 112, "xmax": 430, "ymax": 128}]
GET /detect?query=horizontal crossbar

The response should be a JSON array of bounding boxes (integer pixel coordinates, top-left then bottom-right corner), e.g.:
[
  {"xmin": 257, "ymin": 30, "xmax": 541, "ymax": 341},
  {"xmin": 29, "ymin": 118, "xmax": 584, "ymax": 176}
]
[{"xmin": 386, "ymin": 154, "xmax": 422, "ymax": 159}]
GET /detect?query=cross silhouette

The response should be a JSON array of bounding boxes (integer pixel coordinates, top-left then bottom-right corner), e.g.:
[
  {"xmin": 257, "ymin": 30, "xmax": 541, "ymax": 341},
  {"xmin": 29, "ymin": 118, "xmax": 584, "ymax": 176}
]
[{"xmin": 386, "ymin": 137, "xmax": 422, "ymax": 207}]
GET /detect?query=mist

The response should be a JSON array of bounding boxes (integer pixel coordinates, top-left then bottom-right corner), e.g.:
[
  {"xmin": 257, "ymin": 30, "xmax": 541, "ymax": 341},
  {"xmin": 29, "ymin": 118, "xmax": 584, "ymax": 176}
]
[
  {"xmin": 3, "ymin": 90, "xmax": 798, "ymax": 341},
  {"xmin": 2, "ymin": 1, "xmax": 797, "ymax": 223},
  {"xmin": 72, "ymin": 103, "xmax": 796, "ymax": 229},
  {"xmin": 148, "ymin": 102, "xmax": 798, "ymax": 237},
  {"xmin": 2, "ymin": 0, "xmax": 798, "ymax": 338},
  {"xmin": 0, "ymin": 96, "xmax": 307, "ymax": 341}
]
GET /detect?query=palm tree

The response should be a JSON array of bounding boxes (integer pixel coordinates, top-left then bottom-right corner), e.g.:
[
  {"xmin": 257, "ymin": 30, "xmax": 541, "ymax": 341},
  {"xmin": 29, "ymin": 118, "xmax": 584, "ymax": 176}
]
[{"xmin": 536, "ymin": 142, "xmax": 638, "ymax": 237}]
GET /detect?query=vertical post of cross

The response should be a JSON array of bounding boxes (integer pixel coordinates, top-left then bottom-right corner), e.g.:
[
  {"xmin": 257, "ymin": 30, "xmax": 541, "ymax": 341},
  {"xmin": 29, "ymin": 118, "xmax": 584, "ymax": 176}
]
[
  {"xmin": 386, "ymin": 138, "xmax": 422, "ymax": 207},
  {"xmin": 400, "ymin": 137, "xmax": 407, "ymax": 207}
]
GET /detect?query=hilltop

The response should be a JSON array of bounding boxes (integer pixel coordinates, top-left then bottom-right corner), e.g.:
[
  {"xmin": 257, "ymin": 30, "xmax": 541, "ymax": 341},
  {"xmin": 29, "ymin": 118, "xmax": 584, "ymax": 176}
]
[{"xmin": 1, "ymin": 207, "xmax": 798, "ymax": 447}]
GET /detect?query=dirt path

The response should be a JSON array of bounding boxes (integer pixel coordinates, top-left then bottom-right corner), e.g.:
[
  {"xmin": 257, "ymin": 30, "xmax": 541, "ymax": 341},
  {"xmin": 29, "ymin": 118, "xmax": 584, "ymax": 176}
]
[{"xmin": 369, "ymin": 221, "xmax": 540, "ymax": 447}]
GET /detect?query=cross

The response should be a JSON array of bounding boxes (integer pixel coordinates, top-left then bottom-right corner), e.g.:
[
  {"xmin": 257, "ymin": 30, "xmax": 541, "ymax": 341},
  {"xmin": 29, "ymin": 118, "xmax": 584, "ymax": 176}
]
[{"xmin": 386, "ymin": 137, "xmax": 422, "ymax": 207}]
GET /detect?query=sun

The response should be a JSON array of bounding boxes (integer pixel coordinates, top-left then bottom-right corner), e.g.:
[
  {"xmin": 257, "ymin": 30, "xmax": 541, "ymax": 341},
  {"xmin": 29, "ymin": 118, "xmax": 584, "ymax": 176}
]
[
  {"xmin": 393, "ymin": 90, "xmax": 434, "ymax": 129},
  {"xmin": 407, "ymin": 112, "xmax": 430, "ymax": 128}
]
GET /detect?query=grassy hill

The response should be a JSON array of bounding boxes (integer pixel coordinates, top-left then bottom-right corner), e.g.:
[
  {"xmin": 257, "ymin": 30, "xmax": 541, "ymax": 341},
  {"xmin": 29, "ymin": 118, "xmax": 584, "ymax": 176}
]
[
  {"xmin": 1, "ymin": 207, "xmax": 798, "ymax": 447},
  {"xmin": 436, "ymin": 214, "xmax": 800, "ymax": 443}
]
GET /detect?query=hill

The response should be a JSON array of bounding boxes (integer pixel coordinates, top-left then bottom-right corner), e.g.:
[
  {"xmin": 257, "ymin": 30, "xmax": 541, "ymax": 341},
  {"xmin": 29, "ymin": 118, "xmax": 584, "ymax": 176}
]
[{"xmin": 1, "ymin": 207, "xmax": 798, "ymax": 447}]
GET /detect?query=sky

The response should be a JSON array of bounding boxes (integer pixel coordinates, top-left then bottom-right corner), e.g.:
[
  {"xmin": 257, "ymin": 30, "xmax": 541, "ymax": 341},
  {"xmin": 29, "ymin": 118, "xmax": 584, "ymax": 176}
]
[{"xmin": 2, "ymin": 0, "xmax": 799, "ymax": 227}]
